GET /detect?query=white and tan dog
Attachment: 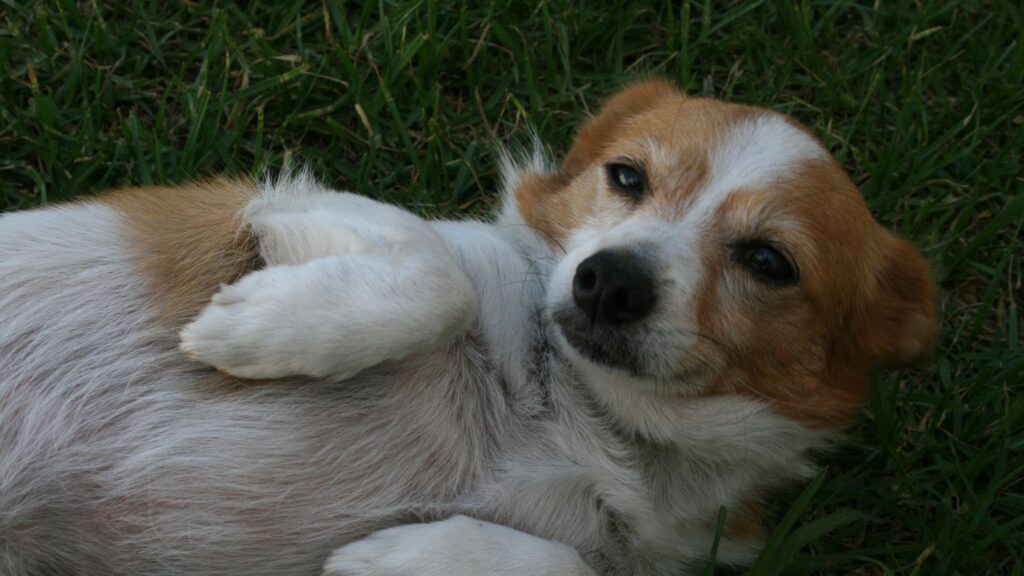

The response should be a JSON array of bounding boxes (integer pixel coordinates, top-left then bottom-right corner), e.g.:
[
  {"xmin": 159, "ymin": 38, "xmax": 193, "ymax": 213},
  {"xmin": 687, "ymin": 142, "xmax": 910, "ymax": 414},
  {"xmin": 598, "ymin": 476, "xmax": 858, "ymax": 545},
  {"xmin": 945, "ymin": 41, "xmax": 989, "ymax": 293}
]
[{"xmin": 0, "ymin": 81, "xmax": 937, "ymax": 575}]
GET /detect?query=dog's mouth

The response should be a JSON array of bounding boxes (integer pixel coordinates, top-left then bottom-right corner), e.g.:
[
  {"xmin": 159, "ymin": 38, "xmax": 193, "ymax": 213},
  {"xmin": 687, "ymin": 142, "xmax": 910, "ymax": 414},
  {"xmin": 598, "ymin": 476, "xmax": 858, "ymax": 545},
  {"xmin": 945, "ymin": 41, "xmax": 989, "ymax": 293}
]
[
  {"xmin": 551, "ymin": 305, "xmax": 715, "ymax": 389},
  {"xmin": 551, "ymin": 306, "xmax": 646, "ymax": 376}
]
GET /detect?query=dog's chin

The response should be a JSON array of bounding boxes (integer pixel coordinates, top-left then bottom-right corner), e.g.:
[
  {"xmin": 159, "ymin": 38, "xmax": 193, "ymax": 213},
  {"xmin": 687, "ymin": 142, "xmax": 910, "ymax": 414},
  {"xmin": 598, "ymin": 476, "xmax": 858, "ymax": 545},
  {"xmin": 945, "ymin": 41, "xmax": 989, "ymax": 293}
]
[
  {"xmin": 551, "ymin": 306, "xmax": 712, "ymax": 396},
  {"xmin": 551, "ymin": 307, "xmax": 648, "ymax": 377}
]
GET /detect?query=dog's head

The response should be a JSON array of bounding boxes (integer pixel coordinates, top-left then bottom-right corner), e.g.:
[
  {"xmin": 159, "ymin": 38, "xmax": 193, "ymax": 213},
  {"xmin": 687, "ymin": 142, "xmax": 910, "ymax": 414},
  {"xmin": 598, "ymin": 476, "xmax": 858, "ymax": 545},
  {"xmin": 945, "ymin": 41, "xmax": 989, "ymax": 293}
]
[{"xmin": 511, "ymin": 80, "xmax": 937, "ymax": 430}]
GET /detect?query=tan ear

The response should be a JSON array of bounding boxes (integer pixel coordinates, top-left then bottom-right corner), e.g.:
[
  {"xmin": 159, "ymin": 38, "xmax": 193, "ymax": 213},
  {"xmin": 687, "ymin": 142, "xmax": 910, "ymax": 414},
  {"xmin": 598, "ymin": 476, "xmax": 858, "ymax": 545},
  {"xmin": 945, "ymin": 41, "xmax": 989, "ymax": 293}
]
[
  {"xmin": 859, "ymin": 236, "xmax": 939, "ymax": 367},
  {"xmin": 511, "ymin": 168, "xmax": 573, "ymax": 244},
  {"xmin": 562, "ymin": 79, "xmax": 682, "ymax": 176}
]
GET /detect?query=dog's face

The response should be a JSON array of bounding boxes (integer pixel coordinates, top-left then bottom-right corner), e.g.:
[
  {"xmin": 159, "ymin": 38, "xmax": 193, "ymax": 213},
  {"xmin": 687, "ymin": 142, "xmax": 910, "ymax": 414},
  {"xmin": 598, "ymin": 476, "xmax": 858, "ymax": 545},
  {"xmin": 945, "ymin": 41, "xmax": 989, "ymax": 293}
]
[{"xmin": 516, "ymin": 81, "xmax": 937, "ymax": 427}]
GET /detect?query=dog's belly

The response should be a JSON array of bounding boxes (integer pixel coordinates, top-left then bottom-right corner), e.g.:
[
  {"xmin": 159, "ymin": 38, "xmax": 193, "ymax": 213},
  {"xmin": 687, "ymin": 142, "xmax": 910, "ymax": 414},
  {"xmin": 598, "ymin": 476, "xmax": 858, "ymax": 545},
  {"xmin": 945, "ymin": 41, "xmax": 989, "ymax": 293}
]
[{"xmin": 0, "ymin": 206, "xmax": 509, "ymax": 575}]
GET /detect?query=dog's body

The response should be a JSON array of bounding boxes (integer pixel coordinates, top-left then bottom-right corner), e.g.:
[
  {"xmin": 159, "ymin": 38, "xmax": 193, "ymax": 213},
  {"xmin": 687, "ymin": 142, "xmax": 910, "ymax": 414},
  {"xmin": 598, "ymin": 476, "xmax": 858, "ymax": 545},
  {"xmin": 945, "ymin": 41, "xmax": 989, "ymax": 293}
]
[{"xmin": 0, "ymin": 82, "xmax": 937, "ymax": 575}]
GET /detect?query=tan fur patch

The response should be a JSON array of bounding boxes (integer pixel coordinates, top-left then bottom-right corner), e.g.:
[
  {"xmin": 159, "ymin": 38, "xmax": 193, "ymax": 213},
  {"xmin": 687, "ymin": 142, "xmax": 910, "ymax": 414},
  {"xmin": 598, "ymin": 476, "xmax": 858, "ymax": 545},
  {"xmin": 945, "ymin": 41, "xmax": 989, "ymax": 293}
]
[
  {"xmin": 512, "ymin": 171, "xmax": 576, "ymax": 248},
  {"xmin": 102, "ymin": 178, "xmax": 261, "ymax": 327},
  {"xmin": 562, "ymin": 79, "xmax": 682, "ymax": 176},
  {"xmin": 725, "ymin": 500, "xmax": 766, "ymax": 543},
  {"xmin": 692, "ymin": 160, "xmax": 937, "ymax": 426}
]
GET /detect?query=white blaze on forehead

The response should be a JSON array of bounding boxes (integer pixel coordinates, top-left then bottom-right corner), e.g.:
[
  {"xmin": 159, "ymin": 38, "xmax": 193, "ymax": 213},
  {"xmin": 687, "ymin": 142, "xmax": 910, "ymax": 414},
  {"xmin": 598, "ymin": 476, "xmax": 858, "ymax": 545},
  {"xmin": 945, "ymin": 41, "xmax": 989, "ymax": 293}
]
[{"xmin": 690, "ymin": 113, "xmax": 828, "ymax": 218}]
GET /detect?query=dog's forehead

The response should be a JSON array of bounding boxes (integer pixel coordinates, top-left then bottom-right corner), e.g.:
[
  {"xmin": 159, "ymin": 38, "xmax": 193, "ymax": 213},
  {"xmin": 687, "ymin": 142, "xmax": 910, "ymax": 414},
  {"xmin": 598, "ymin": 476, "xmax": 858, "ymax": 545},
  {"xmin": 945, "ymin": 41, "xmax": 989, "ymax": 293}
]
[
  {"xmin": 637, "ymin": 101, "xmax": 869, "ymax": 223},
  {"xmin": 705, "ymin": 113, "xmax": 829, "ymax": 195},
  {"xmin": 632, "ymin": 101, "xmax": 829, "ymax": 186}
]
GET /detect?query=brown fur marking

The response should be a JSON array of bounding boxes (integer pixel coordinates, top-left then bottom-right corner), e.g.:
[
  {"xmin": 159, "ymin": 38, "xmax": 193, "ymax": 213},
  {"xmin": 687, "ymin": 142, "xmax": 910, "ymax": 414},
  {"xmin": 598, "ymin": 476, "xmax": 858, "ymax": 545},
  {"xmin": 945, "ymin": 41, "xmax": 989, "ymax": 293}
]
[
  {"xmin": 725, "ymin": 500, "xmax": 766, "ymax": 543},
  {"xmin": 102, "ymin": 178, "xmax": 261, "ymax": 328},
  {"xmin": 562, "ymin": 79, "xmax": 682, "ymax": 177}
]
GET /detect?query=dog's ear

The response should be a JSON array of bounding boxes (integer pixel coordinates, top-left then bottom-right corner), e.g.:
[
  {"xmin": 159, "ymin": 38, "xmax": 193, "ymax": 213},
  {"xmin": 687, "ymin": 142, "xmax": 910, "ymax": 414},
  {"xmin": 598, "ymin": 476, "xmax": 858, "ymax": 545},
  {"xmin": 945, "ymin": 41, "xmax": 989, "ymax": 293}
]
[
  {"xmin": 562, "ymin": 79, "xmax": 682, "ymax": 176},
  {"xmin": 853, "ymin": 236, "xmax": 939, "ymax": 368}
]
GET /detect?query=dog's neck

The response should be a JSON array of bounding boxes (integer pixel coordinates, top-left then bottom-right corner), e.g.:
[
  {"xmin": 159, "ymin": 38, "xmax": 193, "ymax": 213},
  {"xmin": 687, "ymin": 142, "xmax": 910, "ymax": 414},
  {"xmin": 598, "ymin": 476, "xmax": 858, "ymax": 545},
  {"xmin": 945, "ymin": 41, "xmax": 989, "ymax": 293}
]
[{"xmin": 529, "ymin": 360, "xmax": 829, "ymax": 567}]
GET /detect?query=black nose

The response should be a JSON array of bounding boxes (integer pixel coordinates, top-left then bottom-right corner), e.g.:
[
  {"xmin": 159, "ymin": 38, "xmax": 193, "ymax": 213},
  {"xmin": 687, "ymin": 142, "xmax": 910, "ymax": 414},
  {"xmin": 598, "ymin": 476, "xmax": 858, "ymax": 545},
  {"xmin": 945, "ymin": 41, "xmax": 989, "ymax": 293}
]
[{"xmin": 572, "ymin": 250, "xmax": 656, "ymax": 325}]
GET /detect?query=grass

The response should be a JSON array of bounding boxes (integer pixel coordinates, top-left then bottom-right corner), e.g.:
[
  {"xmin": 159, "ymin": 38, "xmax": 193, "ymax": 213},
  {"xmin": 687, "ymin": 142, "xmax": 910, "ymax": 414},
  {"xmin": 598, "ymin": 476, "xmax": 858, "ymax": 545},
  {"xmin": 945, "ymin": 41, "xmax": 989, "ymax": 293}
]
[{"xmin": 1, "ymin": 1, "xmax": 1022, "ymax": 574}]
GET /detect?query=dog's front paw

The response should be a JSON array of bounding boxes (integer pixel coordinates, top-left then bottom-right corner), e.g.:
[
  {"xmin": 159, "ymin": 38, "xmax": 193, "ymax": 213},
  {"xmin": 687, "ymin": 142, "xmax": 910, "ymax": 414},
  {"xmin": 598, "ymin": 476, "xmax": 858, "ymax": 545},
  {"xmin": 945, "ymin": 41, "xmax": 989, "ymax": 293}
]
[
  {"xmin": 180, "ymin": 247, "xmax": 477, "ymax": 382},
  {"xmin": 179, "ymin": 268, "xmax": 306, "ymax": 379},
  {"xmin": 322, "ymin": 516, "xmax": 593, "ymax": 576},
  {"xmin": 323, "ymin": 517, "xmax": 477, "ymax": 576}
]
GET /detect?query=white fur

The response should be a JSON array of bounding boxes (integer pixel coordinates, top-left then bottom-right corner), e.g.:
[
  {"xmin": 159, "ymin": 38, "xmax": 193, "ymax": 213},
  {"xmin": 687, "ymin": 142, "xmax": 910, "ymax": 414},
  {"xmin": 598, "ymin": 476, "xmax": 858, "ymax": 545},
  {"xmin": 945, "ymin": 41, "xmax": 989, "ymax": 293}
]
[
  {"xmin": 323, "ymin": 516, "xmax": 595, "ymax": 576},
  {"xmin": 704, "ymin": 114, "xmax": 827, "ymax": 202},
  {"xmin": 1, "ymin": 150, "xmax": 827, "ymax": 575}
]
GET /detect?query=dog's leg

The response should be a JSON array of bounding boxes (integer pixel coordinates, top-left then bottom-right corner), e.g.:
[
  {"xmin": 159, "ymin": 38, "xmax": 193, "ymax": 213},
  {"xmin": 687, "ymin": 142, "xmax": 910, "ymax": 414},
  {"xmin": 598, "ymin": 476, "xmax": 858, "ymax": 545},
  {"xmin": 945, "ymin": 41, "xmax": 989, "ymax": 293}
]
[
  {"xmin": 322, "ymin": 516, "xmax": 597, "ymax": 576},
  {"xmin": 242, "ymin": 187, "xmax": 447, "ymax": 266},
  {"xmin": 179, "ymin": 190, "xmax": 477, "ymax": 380}
]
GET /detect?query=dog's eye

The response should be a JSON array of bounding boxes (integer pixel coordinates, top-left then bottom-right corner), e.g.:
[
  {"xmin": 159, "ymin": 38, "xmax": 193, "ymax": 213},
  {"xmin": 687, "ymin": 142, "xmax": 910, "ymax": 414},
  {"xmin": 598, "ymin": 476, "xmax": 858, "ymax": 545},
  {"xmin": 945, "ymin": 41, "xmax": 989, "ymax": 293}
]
[
  {"xmin": 736, "ymin": 242, "xmax": 799, "ymax": 285},
  {"xmin": 606, "ymin": 163, "xmax": 646, "ymax": 200}
]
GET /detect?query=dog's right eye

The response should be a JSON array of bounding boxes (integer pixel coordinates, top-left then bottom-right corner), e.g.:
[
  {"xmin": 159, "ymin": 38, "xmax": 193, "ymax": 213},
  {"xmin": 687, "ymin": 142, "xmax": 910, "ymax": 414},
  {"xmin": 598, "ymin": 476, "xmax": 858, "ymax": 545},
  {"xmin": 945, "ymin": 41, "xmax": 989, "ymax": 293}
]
[{"xmin": 606, "ymin": 162, "xmax": 646, "ymax": 201}]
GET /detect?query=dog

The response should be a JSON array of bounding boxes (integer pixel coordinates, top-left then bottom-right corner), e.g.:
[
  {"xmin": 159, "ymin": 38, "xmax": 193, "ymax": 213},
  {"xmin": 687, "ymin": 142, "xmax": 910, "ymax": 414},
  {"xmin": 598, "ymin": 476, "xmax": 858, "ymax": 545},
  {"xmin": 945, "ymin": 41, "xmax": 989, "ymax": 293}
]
[{"xmin": 0, "ymin": 80, "xmax": 937, "ymax": 575}]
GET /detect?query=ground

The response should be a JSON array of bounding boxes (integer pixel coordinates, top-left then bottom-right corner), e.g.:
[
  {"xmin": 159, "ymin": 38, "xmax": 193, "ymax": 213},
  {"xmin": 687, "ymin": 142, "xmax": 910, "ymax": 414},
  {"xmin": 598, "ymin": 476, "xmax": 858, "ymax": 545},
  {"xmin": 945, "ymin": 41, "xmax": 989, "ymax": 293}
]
[{"xmin": 1, "ymin": 1, "xmax": 1021, "ymax": 574}]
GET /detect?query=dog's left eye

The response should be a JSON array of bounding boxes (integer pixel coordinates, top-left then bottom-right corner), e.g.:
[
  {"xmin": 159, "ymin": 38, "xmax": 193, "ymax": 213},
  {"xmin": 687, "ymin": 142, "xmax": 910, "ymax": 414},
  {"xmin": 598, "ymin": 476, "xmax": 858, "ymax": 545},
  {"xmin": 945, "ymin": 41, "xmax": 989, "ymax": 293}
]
[
  {"xmin": 606, "ymin": 163, "xmax": 646, "ymax": 200},
  {"xmin": 736, "ymin": 242, "xmax": 799, "ymax": 285}
]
